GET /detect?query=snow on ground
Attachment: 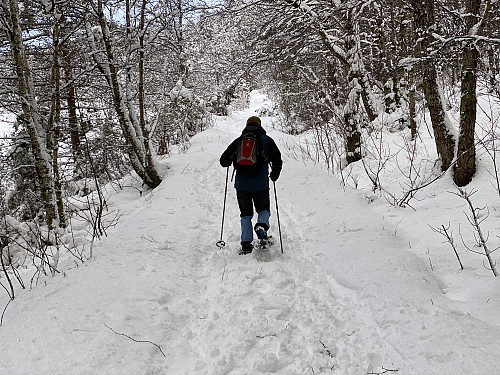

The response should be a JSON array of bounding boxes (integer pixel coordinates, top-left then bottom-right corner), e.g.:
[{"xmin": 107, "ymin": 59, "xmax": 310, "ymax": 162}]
[
  {"xmin": 0, "ymin": 111, "xmax": 14, "ymax": 136},
  {"xmin": 1, "ymin": 92, "xmax": 500, "ymax": 375}
]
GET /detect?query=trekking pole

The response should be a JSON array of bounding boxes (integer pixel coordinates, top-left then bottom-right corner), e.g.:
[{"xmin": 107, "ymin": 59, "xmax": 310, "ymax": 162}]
[
  {"xmin": 273, "ymin": 181, "xmax": 284, "ymax": 254},
  {"xmin": 216, "ymin": 167, "xmax": 229, "ymax": 248}
]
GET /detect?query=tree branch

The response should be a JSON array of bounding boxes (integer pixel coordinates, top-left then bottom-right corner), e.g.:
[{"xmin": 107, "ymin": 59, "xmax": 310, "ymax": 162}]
[{"xmin": 104, "ymin": 323, "xmax": 166, "ymax": 357}]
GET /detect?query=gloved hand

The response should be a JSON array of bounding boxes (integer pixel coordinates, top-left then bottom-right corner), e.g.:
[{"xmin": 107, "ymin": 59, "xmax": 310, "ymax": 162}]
[
  {"xmin": 270, "ymin": 170, "xmax": 280, "ymax": 181},
  {"xmin": 219, "ymin": 155, "xmax": 232, "ymax": 168}
]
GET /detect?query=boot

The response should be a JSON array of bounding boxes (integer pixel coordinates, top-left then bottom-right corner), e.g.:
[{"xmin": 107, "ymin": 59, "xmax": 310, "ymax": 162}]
[
  {"xmin": 239, "ymin": 241, "xmax": 253, "ymax": 255},
  {"xmin": 254, "ymin": 223, "xmax": 269, "ymax": 240}
]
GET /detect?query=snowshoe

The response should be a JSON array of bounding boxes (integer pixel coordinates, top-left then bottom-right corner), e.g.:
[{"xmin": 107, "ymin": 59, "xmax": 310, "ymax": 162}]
[
  {"xmin": 239, "ymin": 241, "xmax": 254, "ymax": 255},
  {"xmin": 256, "ymin": 236, "xmax": 274, "ymax": 250},
  {"xmin": 254, "ymin": 224, "xmax": 269, "ymax": 241}
]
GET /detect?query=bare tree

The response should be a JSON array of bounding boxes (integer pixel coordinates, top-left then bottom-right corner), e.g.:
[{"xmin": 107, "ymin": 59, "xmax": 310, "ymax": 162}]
[
  {"xmin": 86, "ymin": 0, "xmax": 162, "ymax": 189},
  {"xmin": 1, "ymin": 0, "xmax": 60, "ymax": 228},
  {"xmin": 454, "ymin": 0, "xmax": 493, "ymax": 186},
  {"xmin": 409, "ymin": 0, "xmax": 455, "ymax": 171},
  {"xmin": 277, "ymin": 0, "xmax": 380, "ymax": 163},
  {"xmin": 46, "ymin": 0, "xmax": 66, "ymax": 227}
]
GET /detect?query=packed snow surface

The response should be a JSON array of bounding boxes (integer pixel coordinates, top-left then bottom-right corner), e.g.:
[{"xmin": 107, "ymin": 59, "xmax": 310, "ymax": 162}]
[{"xmin": 1, "ymin": 93, "xmax": 499, "ymax": 374}]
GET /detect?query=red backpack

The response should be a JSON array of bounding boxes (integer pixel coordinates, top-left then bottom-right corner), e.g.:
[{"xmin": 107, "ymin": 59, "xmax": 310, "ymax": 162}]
[{"xmin": 233, "ymin": 133, "xmax": 266, "ymax": 173}]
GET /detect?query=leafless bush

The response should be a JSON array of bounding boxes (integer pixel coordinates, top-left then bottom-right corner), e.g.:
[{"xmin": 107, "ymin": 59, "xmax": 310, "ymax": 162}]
[
  {"xmin": 1, "ymin": 215, "xmax": 68, "ymax": 286},
  {"xmin": 68, "ymin": 190, "xmax": 121, "ymax": 261},
  {"xmin": 360, "ymin": 123, "xmax": 396, "ymax": 193},
  {"xmin": 454, "ymin": 188, "xmax": 498, "ymax": 277},
  {"xmin": 378, "ymin": 124, "xmax": 446, "ymax": 209},
  {"xmin": 0, "ymin": 243, "xmax": 15, "ymax": 300},
  {"xmin": 0, "ymin": 152, "xmax": 122, "ymax": 304},
  {"xmin": 395, "ymin": 165, "xmax": 447, "ymax": 209},
  {"xmin": 80, "ymin": 141, "xmax": 122, "ymax": 259},
  {"xmin": 312, "ymin": 121, "xmax": 344, "ymax": 172},
  {"xmin": 1, "ymin": 187, "xmax": 20, "ymax": 300},
  {"xmin": 297, "ymin": 116, "xmax": 349, "ymax": 187},
  {"xmin": 429, "ymin": 223, "xmax": 464, "ymax": 270}
]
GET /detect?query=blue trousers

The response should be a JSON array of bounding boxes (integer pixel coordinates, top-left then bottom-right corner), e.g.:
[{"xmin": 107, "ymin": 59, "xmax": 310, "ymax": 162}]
[{"xmin": 237, "ymin": 190, "xmax": 270, "ymax": 243}]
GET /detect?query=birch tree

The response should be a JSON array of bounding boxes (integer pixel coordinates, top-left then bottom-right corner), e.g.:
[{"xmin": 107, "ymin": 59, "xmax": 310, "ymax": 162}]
[
  {"xmin": 46, "ymin": 0, "xmax": 66, "ymax": 227},
  {"xmin": 1, "ymin": 0, "xmax": 61, "ymax": 228},
  {"xmin": 86, "ymin": 0, "xmax": 162, "ymax": 189}
]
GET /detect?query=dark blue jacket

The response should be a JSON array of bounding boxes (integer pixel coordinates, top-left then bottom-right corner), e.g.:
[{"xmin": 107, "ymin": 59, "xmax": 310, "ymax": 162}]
[{"xmin": 220, "ymin": 124, "xmax": 282, "ymax": 192}]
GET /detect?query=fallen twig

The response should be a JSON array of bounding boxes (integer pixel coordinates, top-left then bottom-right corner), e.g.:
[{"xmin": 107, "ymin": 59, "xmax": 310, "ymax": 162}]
[
  {"xmin": 318, "ymin": 339, "xmax": 335, "ymax": 369},
  {"xmin": 104, "ymin": 323, "xmax": 166, "ymax": 357},
  {"xmin": 318, "ymin": 339, "xmax": 334, "ymax": 359},
  {"xmin": 256, "ymin": 333, "xmax": 277, "ymax": 339},
  {"xmin": 367, "ymin": 367, "xmax": 399, "ymax": 374},
  {"xmin": 141, "ymin": 234, "xmax": 158, "ymax": 243}
]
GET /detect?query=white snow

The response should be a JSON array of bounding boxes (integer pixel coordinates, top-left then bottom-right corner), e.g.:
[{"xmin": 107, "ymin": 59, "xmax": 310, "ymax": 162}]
[
  {"xmin": 1, "ymin": 92, "xmax": 500, "ymax": 374},
  {"xmin": 0, "ymin": 111, "xmax": 14, "ymax": 136},
  {"xmin": 0, "ymin": 112, "xmax": 15, "ymax": 168}
]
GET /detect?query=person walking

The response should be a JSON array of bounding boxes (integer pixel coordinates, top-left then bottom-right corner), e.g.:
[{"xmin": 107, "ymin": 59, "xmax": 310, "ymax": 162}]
[{"xmin": 220, "ymin": 116, "xmax": 282, "ymax": 254}]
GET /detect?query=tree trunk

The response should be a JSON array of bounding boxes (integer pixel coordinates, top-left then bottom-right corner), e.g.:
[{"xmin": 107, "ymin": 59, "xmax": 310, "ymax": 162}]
[
  {"xmin": 485, "ymin": 2, "xmax": 497, "ymax": 95},
  {"xmin": 382, "ymin": 0, "xmax": 400, "ymax": 114},
  {"xmin": 5, "ymin": 0, "xmax": 58, "ymax": 228},
  {"xmin": 64, "ymin": 54, "xmax": 84, "ymax": 178},
  {"xmin": 93, "ymin": 0, "xmax": 162, "ymax": 189},
  {"xmin": 137, "ymin": 0, "xmax": 160, "ymax": 188},
  {"xmin": 422, "ymin": 67, "xmax": 455, "ymax": 170},
  {"xmin": 487, "ymin": 46, "xmax": 496, "ymax": 93},
  {"xmin": 139, "ymin": 0, "xmax": 146, "ymax": 132},
  {"xmin": 410, "ymin": 0, "xmax": 455, "ymax": 170},
  {"xmin": 454, "ymin": 42, "xmax": 478, "ymax": 186},
  {"xmin": 402, "ymin": 8, "xmax": 417, "ymax": 139},
  {"xmin": 47, "ymin": 5, "xmax": 66, "ymax": 227},
  {"xmin": 344, "ymin": 10, "xmax": 362, "ymax": 164},
  {"xmin": 409, "ymin": 79, "xmax": 417, "ymax": 139},
  {"xmin": 454, "ymin": 0, "xmax": 491, "ymax": 186}
]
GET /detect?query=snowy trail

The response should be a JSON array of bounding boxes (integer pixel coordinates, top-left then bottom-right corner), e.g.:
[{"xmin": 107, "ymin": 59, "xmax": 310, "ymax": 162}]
[
  {"xmin": 147, "ymin": 120, "xmax": 405, "ymax": 374},
  {"xmin": 1, "ymin": 94, "xmax": 500, "ymax": 375}
]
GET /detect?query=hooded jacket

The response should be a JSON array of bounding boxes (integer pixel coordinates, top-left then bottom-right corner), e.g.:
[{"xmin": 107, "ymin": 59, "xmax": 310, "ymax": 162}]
[{"xmin": 220, "ymin": 123, "xmax": 282, "ymax": 192}]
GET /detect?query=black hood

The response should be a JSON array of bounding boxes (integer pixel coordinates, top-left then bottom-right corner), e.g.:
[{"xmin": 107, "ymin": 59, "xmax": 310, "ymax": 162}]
[{"xmin": 242, "ymin": 123, "xmax": 266, "ymax": 136}]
